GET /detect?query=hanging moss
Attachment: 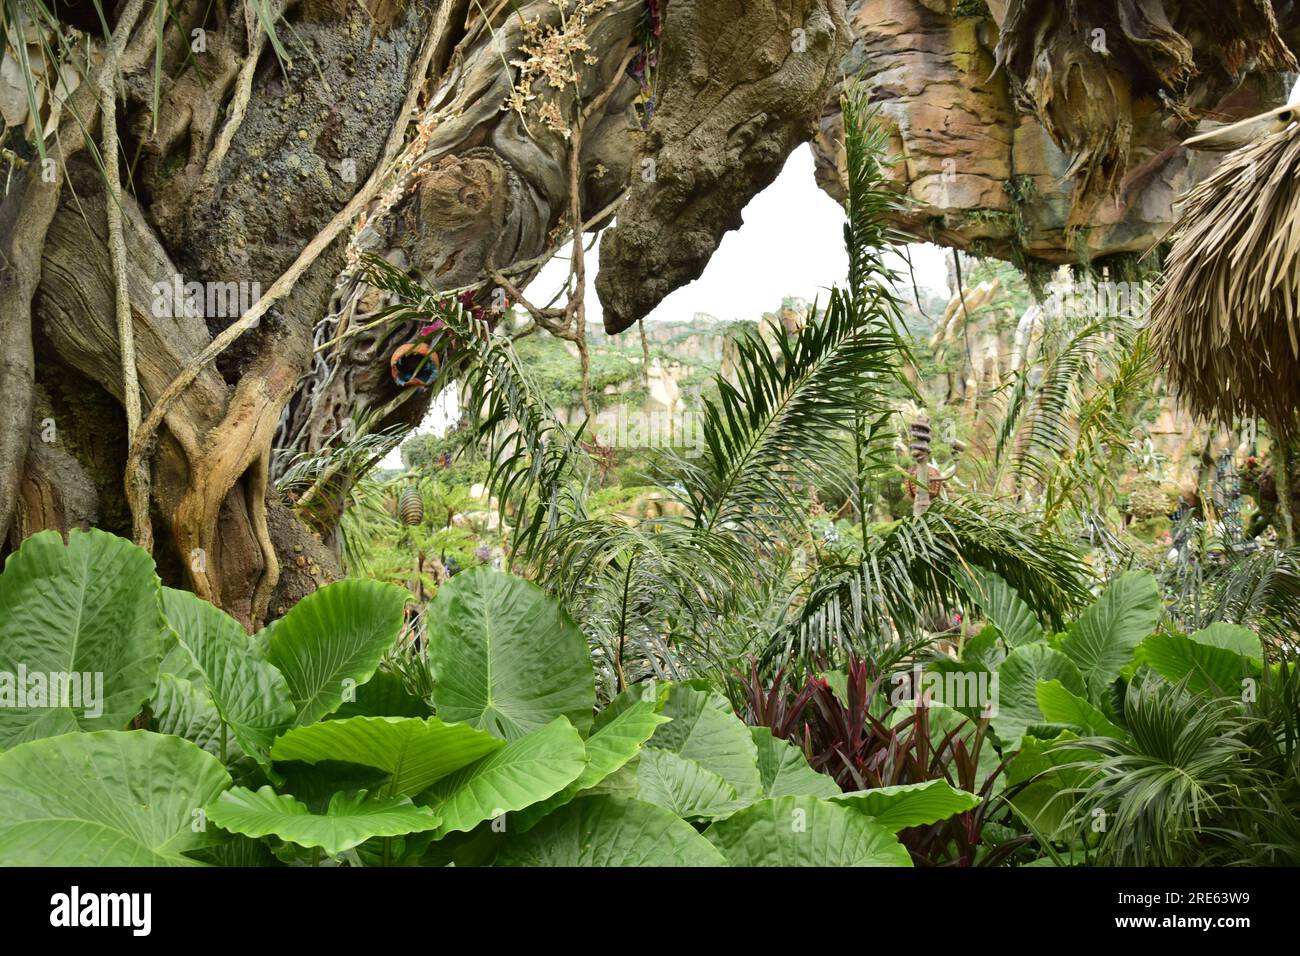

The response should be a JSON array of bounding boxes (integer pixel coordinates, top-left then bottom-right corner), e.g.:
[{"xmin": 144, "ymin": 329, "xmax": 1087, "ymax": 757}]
[
  {"xmin": 953, "ymin": 0, "xmax": 991, "ymax": 19},
  {"xmin": 999, "ymin": 175, "xmax": 1053, "ymax": 299}
]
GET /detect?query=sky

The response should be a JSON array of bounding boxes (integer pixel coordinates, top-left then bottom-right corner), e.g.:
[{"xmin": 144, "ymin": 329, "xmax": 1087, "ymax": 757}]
[{"xmin": 527, "ymin": 143, "xmax": 951, "ymax": 323}]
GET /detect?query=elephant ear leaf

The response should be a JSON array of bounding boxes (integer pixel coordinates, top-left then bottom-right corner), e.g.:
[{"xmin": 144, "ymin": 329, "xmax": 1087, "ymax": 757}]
[
  {"xmin": 513, "ymin": 699, "xmax": 669, "ymax": 831},
  {"xmin": 1136, "ymin": 624, "xmax": 1263, "ymax": 697},
  {"xmin": 704, "ymin": 796, "xmax": 912, "ymax": 866},
  {"xmin": 1036, "ymin": 679, "xmax": 1127, "ymax": 738},
  {"xmin": 647, "ymin": 683, "xmax": 762, "ymax": 805},
  {"xmin": 428, "ymin": 568, "xmax": 595, "ymax": 740},
  {"xmin": 751, "ymin": 727, "xmax": 839, "ymax": 799},
  {"xmin": 260, "ymin": 579, "xmax": 408, "ymax": 726},
  {"xmin": 0, "ymin": 730, "xmax": 231, "ymax": 865},
  {"xmin": 421, "ymin": 716, "xmax": 587, "ymax": 835},
  {"xmin": 635, "ymin": 747, "xmax": 741, "ymax": 820},
  {"xmin": 206, "ymin": 786, "xmax": 440, "ymax": 859},
  {"xmin": 828, "ymin": 780, "xmax": 980, "ymax": 831},
  {"xmin": 992, "ymin": 643, "xmax": 1085, "ymax": 749},
  {"xmin": 159, "ymin": 588, "xmax": 294, "ymax": 768},
  {"xmin": 270, "ymin": 716, "xmax": 503, "ymax": 797},
  {"xmin": 964, "ymin": 567, "xmax": 1043, "ymax": 648},
  {"xmin": 1060, "ymin": 570, "xmax": 1162, "ymax": 700},
  {"xmin": 0, "ymin": 529, "xmax": 164, "ymax": 749},
  {"xmin": 496, "ymin": 795, "xmax": 725, "ymax": 867}
]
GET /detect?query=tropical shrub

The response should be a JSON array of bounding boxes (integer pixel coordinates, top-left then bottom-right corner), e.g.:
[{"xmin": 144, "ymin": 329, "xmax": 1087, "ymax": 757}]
[
  {"xmin": 738, "ymin": 563, "xmax": 1300, "ymax": 866},
  {"xmin": 0, "ymin": 529, "xmax": 977, "ymax": 867},
  {"xmin": 987, "ymin": 567, "xmax": 1300, "ymax": 866},
  {"xmin": 742, "ymin": 656, "xmax": 1021, "ymax": 866}
]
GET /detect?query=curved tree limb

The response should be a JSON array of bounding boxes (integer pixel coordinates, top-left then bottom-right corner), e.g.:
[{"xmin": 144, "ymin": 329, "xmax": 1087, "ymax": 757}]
[
  {"xmin": 124, "ymin": 6, "xmax": 446, "ymax": 557},
  {"xmin": 0, "ymin": 0, "xmax": 150, "ymax": 546},
  {"xmin": 100, "ymin": 0, "xmax": 150, "ymax": 544}
]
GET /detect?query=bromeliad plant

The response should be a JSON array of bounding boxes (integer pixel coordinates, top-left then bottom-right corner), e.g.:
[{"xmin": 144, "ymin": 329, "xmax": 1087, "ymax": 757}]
[{"xmin": 0, "ymin": 529, "xmax": 978, "ymax": 867}]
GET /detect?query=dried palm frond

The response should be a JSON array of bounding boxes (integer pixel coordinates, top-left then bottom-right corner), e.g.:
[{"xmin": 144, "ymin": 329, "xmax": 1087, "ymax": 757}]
[{"xmin": 1149, "ymin": 120, "xmax": 1300, "ymax": 428}]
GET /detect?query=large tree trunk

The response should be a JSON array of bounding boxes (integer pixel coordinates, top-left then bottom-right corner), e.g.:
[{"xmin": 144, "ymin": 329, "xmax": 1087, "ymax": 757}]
[{"xmin": 2, "ymin": 0, "xmax": 440, "ymax": 626}]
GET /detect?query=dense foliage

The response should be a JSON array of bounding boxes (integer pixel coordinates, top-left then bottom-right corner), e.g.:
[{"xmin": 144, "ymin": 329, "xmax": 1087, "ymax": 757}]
[{"xmin": 2, "ymin": 83, "xmax": 1298, "ymax": 869}]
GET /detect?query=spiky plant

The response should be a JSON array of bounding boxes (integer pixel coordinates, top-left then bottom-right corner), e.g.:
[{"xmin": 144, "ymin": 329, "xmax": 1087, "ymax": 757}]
[
  {"xmin": 1204, "ymin": 546, "xmax": 1300, "ymax": 649},
  {"xmin": 1058, "ymin": 678, "xmax": 1260, "ymax": 866},
  {"xmin": 976, "ymin": 307, "xmax": 1154, "ymax": 528}
]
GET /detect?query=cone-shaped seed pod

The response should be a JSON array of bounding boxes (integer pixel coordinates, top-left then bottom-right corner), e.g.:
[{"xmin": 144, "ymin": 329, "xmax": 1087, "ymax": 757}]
[{"xmin": 399, "ymin": 484, "xmax": 424, "ymax": 527}]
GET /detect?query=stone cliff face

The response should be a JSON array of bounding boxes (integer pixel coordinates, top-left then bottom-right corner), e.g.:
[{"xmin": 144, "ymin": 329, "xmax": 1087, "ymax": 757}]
[{"xmin": 815, "ymin": 0, "xmax": 1296, "ymax": 269}]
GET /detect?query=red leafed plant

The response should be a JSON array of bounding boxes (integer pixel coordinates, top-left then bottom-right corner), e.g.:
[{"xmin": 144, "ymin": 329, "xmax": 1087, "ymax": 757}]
[{"xmin": 740, "ymin": 656, "xmax": 1030, "ymax": 866}]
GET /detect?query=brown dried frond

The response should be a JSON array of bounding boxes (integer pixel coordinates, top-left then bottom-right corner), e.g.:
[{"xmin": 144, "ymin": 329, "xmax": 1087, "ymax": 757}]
[{"xmin": 1149, "ymin": 122, "xmax": 1300, "ymax": 430}]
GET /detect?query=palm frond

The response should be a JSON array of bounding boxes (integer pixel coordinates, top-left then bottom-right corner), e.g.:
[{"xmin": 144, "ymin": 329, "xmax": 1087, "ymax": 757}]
[
  {"xmin": 1058, "ymin": 678, "xmax": 1259, "ymax": 866},
  {"xmin": 979, "ymin": 311, "xmax": 1153, "ymax": 525},
  {"xmin": 1205, "ymin": 546, "xmax": 1300, "ymax": 647},
  {"xmin": 538, "ymin": 517, "xmax": 754, "ymax": 695},
  {"xmin": 779, "ymin": 496, "xmax": 1094, "ymax": 663},
  {"xmin": 664, "ymin": 88, "xmax": 909, "ymax": 548},
  {"xmin": 1149, "ymin": 121, "xmax": 1300, "ymax": 426}
]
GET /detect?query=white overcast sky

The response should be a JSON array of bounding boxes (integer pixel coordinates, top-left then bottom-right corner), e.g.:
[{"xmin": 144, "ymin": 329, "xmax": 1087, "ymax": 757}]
[{"xmin": 527, "ymin": 143, "xmax": 951, "ymax": 323}]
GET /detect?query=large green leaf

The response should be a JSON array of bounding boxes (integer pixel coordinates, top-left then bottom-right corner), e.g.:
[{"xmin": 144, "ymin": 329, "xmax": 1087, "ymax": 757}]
[
  {"xmin": 0, "ymin": 730, "xmax": 230, "ymax": 865},
  {"xmin": 0, "ymin": 529, "xmax": 163, "ymax": 748},
  {"xmin": 160, "ymin": 588, "xmax": 293, "ymax": 767},
  {"xmin": 1005, "ymin": 730, "xmax": 1097, "ymax": 840},
  {"xmin": 1188, "ymin": 623, "xmax": 1264, "ymax": 659},
  {"xmin": 261, "ymin": 579, "xmax": 407, "ymax": 726},
  {"xmin": 276, "ymin": 761, "xmax": 392, "ymax": 813},
  {"xmin": 647, "ymin": 683, "xmax": 762, "ymax": 804},
  {"xmin": 514, "ymin": 699, "xmax": 669, "ymax": 830},
  {"xmin": 332, "ymin": 670, "xmax": 432, "ymax": 719},
  {"xmin": 992, "ymin": 643, "xmax": 1086, "ymax": 748},
  {"xmin": 1036, "ymin": 679, "xmax": 1126, "ymax": 738},
  {"xmin": 960, "ymin": 625, "xmax": 1006, "ymax": 669},
  {"xmin": 635, "ymin": 747, "xmax": 741, "ymax": 819},
  {"xmin": 497, "ymin": 795, "xmax": 725, "ymax": 866},
  {"xmin": 150, "ymin": 673, "xmax": 234, "ymax": 759},
  {"xmin": 270, "ymin": 716, "xmax": 503, "ymax": 796},
  {"xmin": 206, "ymin": 786, "xmax": 440, "ymax": 858},
  {"xmin": 421, "ymin": 716, "xmax": 586, "ymax": 835},
  {"xmin": 591, "ymin": 680, "xmax": 669, "ymax": 732},
  {"xmin": 923, "ymin": 659, "xmax": 998, "ymax": 722},
  {"xmin": 751, "ymin": 726, "xmax": 840, "ymax": 799},
  {"xmin": 428, "ymin": 568, "xmax": 595, "ymax": 740},
  {"xmin": 828, "ymin": 780, "xmax": 981, "ymax": 831},
  {"xmin": 1136, "ymin": 624, "xmax": 1263, "ymax": 697},
  {"xmin": 965, "ymin": 567, "xmax": 1043, "ymax": 648},
  {"xmin": 704, "ymin": 796, "xmax": 912, "ymax": 866},
  {"xmin": 1060, "ymin": 571, "xmax": 1162, "ymax": 699}
]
